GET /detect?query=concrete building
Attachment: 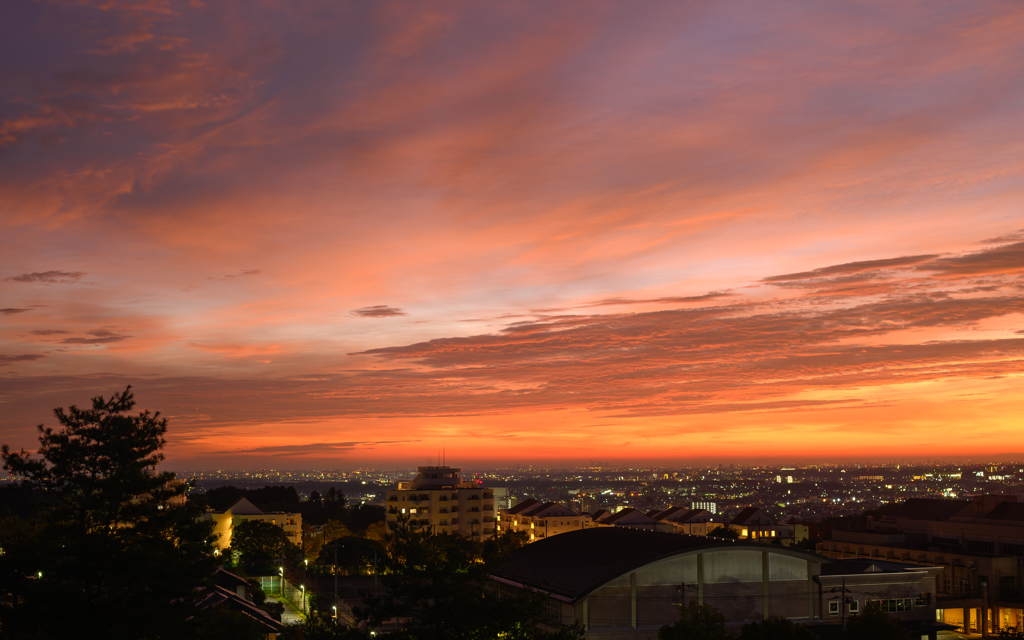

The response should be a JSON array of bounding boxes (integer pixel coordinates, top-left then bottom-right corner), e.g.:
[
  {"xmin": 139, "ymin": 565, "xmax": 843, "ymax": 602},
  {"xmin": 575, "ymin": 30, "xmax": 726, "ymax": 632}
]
[
  {"xmin": 207, "ymin": 497, "xmax": 302, "ymax": 552},
  {"xmin": 491, "ymin": 527, "xmax": 946, "ymax": 639},
  {"xmin": 817, "ymin": 495, "xmax": 1024, "ymax": 635},
  {"xmin": 385, "ymin": 465, "xmax": 495, "ymax": 540}
]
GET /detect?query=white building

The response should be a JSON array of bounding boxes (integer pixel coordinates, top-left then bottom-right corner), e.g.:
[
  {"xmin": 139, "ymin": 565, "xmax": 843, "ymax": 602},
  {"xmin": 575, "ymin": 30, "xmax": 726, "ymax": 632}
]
[{"xmin": 385, "ymin": 465, "xmax": 495, "ymax": 540}]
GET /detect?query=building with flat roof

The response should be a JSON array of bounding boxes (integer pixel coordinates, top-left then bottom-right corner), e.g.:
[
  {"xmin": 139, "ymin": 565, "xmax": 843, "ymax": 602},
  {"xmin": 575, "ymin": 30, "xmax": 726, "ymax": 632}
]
[{"xmin": 385, "ymin": 465, "xmax": 494, "ymax": 540}]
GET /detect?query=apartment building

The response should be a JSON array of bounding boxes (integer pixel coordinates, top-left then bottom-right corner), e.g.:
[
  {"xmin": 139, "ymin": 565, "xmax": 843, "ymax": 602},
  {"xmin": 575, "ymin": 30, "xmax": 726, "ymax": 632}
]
[{"xmin": 385, "ymin": 465, "xmax": 495, "ymax": 541}]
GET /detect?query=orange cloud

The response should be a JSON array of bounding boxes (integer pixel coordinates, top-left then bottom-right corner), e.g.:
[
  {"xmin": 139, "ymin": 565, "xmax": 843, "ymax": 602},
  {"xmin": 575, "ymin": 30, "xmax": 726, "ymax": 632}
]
[{"xmin": 3, "ymin": 0, "xmax": 1024, "ymax": 465}]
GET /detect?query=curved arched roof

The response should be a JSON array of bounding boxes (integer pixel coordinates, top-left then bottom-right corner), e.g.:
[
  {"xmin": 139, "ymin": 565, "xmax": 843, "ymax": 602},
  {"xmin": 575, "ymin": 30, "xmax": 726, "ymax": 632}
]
[{"xmin": 491, "ymin": 527, "xmax": 829, "ymax": 602}]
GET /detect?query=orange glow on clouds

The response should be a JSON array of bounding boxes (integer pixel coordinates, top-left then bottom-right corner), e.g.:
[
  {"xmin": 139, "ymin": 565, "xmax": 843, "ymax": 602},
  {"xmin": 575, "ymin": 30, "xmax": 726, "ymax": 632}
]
[{"xmin": 2, "ymin": 0, "xmax": 1024, "ymax": 467}]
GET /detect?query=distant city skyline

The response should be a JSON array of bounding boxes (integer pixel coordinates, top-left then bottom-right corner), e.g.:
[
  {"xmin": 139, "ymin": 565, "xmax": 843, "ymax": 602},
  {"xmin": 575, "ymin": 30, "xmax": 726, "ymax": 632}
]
[{"xmin": 2, "ymin": 1, "xmax": 1024, "ymax": 467}]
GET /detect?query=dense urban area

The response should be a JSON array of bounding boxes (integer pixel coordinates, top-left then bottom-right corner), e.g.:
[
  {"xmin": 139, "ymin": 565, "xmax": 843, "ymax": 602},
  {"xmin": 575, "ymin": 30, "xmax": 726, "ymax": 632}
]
[{"xmin": 170, "ymin": 462, "xmax": 1024, "ymax": 523}]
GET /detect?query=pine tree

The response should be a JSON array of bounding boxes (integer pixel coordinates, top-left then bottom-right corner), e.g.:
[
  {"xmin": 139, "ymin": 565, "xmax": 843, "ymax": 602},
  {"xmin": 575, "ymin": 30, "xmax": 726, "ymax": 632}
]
[{"xmin": 1, "ymin": 386, "xmax": 219, "ymax": 640}]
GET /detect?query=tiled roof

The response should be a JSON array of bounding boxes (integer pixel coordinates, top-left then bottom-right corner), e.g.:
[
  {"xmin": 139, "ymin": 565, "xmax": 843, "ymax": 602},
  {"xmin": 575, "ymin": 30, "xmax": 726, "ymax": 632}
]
[
  {"xmin": 506, "ymin": 499, "xmax": 541, "ymax": 515},
  {"xmin": 653, "ymin": 506, "xmax": 687, "ymax": 522},
  {"xmin": 678, "ymin": 509, "xmax": 712, "ymax": 523},
  {"xmin": 601, "ymin": 508, "xmax": 658, "ymax": 525},
  {"xmin": 196, "ymin": 584, "xmax": 284, "ymax": 632},
  {"xmin": 730, "ymin": 507, "xmax": 772, "ymax": 526}
]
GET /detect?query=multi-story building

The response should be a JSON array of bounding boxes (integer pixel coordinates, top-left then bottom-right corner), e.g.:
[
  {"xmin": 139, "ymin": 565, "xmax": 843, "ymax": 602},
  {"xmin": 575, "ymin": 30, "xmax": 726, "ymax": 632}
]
[
  {"xmin": 207, "ymin": 497, "xmax": 302, "ymax": 552},
  {"xmin": 817, "ymin": 495, "xmax": 1024, "ymax": 635},
  {"xmin": 385, "ymin": 465, "xmax": 495, "ymax": 540},
  {"xmin": 691, "ymin": 501, "xmax": 718, "ymax": 515}
]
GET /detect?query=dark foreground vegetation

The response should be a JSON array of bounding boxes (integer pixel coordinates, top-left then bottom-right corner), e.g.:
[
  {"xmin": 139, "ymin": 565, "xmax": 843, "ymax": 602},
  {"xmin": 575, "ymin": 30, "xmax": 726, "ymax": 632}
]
[{"xmin": 0, "ymin": 388, "xmax": 583, "ymax": 639}]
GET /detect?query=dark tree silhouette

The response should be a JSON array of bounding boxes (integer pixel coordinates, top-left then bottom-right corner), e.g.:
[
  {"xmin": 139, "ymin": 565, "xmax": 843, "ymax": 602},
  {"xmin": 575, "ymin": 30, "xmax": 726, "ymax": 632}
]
[
  {"xmin": 658, "ymin": 602, "xmax": 731, "ymax": 640},
  {"xmin": 230, "ymin": 518, "xmax": 296, "ymax": 566},
  {"xmin": 0, "ymin": 386, "xmax": 218, "ymax": 640}
]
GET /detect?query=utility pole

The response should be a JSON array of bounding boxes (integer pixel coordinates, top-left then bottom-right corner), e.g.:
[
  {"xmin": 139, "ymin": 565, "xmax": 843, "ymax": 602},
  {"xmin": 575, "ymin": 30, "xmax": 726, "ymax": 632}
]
[
  {"xmin": 334, "ymin": 538, "xmax": 338, "ymax": 606},
  {"xmin": 841, "ymin": 577, "xmax": 847, "ymax": 632}
]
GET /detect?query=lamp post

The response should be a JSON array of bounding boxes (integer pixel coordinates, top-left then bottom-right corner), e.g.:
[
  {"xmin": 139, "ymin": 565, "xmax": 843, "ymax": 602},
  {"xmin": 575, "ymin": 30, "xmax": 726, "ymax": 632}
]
[
  {"xmin": 279, "ymin": 566, "xmax": 284, "ymax": 597},
  {"xmin": 332, "ymin": 605, "xmax": 337, "ymax": 624},
  {"xmin": 300, "ymin": 584, "xmax": 306, "ymax": 615}
]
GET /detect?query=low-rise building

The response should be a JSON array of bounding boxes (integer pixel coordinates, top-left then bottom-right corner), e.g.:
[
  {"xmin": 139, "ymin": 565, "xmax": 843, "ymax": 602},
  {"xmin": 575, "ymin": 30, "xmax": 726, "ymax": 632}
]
[
  {"xmin": 491, "ymin": 527, "xmax": 946, "ymax": 639},
  {"xmin": 207, "ymin": 497, "xmax": 302, "ymax": 552},
  {"xmin": 649, "ymin": 506, "xmax": 718, "ymax": 535},
  {"xmin": 498, "ymin": 500, "xmax": 595, "ymax": 541},
  {"xmin": 385, "ymin": 465, "xmax": 495, "ymax": 540}
]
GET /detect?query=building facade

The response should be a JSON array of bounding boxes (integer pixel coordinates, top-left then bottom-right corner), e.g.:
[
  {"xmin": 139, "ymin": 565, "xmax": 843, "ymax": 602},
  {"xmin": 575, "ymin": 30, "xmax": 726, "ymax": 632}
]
[
  {"xmin": 207, "ymin": 497, "xmax": 302, "ymax": 552},
  {"xmin": 492, "ymin": 528, "xmax": 945, "ymax": 640},
  {"xmin": 498, "ymin": 500, "xmax": 599, "ymax": 541},
  {"xmin": 817, "ymin": 495, "xmax": 1024, "ymax": 635},
  {"xmin": 385, "ymin": 465, "xmax": 495, "ymax": 540}
]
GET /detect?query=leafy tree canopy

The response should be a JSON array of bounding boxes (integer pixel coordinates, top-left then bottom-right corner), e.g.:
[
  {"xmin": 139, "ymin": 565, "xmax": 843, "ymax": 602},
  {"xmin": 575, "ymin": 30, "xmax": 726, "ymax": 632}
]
[{"xmin": 230, "ymin": 518, "xmax": 294, "ymax": 566}]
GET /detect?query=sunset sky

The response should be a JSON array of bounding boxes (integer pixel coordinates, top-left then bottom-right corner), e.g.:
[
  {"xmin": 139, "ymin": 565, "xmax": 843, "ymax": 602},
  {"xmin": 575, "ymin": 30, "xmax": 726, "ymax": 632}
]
[{"xmin": 2, "ymin": 0, "xmax": 1023, "ymax": 469}]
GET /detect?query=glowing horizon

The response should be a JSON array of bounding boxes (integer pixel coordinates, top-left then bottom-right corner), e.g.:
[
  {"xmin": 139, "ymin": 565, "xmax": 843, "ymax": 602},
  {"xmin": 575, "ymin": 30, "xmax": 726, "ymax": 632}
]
[{"xmin": 2, "ymin": 0, "xmax": 1023, "ymax": 468}]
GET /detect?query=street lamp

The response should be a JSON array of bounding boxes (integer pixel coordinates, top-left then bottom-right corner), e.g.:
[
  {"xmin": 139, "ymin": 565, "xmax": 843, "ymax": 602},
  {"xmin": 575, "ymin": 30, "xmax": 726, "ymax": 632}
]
[
  {"xmin": 332, "ymin": 605, "xmax": 337, "ymax": 624},
  {"xmin": 300, "ymin": 584, "xmax": 305, "ymax": 615}
]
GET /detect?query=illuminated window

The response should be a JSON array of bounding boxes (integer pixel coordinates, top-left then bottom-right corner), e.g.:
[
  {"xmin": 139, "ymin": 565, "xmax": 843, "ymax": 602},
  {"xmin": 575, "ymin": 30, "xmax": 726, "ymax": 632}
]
[{"xmin": 829, "ymin": 601, "xmax": 839, "ymax": 615}]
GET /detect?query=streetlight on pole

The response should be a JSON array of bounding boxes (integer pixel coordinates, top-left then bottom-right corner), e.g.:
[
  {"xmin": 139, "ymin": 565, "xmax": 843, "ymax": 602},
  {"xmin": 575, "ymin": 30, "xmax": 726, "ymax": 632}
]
[
  {"xmin": 332, "ymin": 605, "xmax": 337, "ymax": 625},
  {"xmin": 300, "ymin": 584, "xmax": 306, "ymax": 615},
  {"xmin": 279, "ymin": 566, "xmax": 284, "ymax": 597}
]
